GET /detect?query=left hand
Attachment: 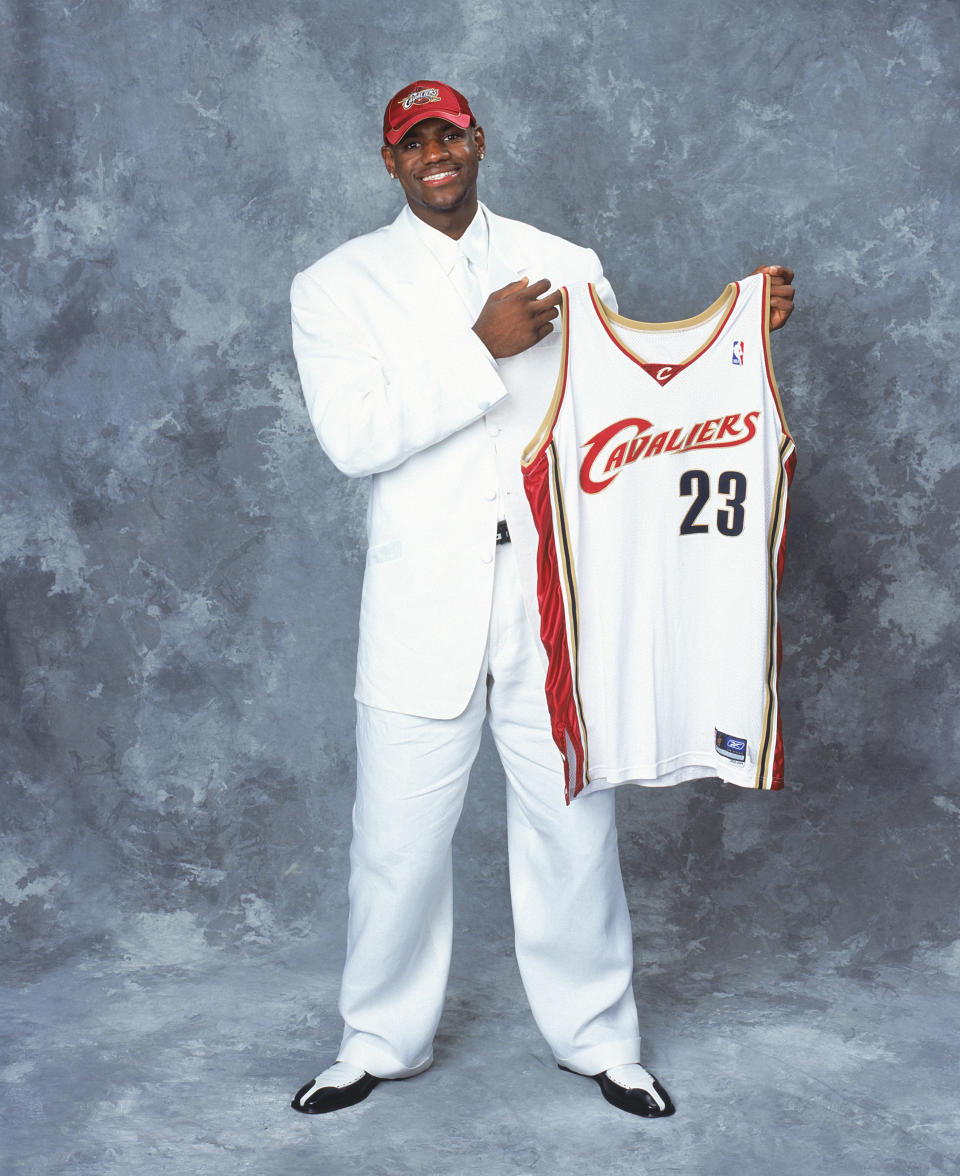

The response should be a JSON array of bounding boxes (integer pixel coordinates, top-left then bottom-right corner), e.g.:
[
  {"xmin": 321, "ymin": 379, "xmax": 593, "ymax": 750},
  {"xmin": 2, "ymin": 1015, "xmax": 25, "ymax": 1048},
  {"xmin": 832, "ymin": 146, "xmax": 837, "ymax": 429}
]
[{"xmin": 752, "ymin": 265, "xmax": 795, "ymax": 331}]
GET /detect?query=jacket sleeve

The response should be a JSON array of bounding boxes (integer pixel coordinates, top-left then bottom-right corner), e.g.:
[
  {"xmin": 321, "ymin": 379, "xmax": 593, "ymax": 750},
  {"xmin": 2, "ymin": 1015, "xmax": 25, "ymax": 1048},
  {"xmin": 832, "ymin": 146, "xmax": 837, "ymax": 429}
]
[
  {"xmin": 589, "ymin": 249, "xmax": 618, "ymax": 313},
  {"xmin": 291, "ymin": 269, "xmax": 510, "ymax": 478}
]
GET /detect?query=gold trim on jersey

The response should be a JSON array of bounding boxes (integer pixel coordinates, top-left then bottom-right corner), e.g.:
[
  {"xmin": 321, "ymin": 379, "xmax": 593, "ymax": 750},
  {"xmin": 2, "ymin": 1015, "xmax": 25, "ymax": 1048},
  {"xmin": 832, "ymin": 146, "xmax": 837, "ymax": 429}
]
[
  {"xmin": 590, "ymin": 281, "xmax": 740, "ymax": 370},
  {"xmin": 754, "ymin": 432, "xmax": 796, "ymax": 788},
  {"xmin": 760, "ymin": 271, "xmax": 793, "ymax": 442},
  {"xmin": 522, "ymin": 287, "xmax": 571, "ymax": 468},
  {"xmin": 753, "ymin": 271, "xmax": 795, "ymax": 788}
]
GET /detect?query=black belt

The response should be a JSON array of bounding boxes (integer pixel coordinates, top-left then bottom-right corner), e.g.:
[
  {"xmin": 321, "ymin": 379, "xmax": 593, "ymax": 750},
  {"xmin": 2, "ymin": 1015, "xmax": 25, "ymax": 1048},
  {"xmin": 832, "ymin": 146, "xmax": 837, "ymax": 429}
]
[{"xmin": 496, "ymin": 520, "xmax": 511, "ymax": 545}]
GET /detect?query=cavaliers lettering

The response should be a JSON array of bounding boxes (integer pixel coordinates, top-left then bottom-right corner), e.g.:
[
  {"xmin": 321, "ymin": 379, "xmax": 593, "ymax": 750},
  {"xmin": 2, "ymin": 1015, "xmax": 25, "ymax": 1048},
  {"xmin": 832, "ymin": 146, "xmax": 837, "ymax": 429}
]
[
  {"xmin": 401, "ymin": 87, "xmax": 441, "ymax": 109},
  {"xmin": 580, "ymin": 410, "xmax": 761, "ymax": 494}
]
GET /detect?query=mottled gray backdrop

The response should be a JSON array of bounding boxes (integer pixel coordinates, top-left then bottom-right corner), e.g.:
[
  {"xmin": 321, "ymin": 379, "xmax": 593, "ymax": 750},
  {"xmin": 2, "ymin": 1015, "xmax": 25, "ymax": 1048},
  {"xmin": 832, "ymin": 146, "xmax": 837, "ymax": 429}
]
[{"xmin": 2, "ymin": 1, "xmax": 958, "ymax": 1173}]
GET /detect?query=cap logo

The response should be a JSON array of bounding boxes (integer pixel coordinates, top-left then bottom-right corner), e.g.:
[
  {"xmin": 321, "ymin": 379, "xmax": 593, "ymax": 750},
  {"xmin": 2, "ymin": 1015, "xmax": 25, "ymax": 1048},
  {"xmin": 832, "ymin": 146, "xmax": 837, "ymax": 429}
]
[{"xmin": 401, "ymin": 87, "xmax": 440, "ymax": 110}]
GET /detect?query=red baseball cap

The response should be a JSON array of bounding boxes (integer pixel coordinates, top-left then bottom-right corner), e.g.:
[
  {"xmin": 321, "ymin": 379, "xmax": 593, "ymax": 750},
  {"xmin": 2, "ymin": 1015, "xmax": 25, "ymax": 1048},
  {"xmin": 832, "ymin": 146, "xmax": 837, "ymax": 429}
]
[{"xmin": 382, "ymin": 80, "xmax": 476, "ymax": 146}]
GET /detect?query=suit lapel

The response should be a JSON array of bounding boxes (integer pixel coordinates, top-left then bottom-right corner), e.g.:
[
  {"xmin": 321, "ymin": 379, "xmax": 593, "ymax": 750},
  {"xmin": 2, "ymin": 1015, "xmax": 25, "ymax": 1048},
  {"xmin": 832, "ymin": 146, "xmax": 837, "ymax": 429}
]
[
  {"xmin": 380, "ymin": 209, "xmax": 477, "ymax": 327},
  {"xmin": 485, "ymin": 206, "xmax": 535, "ymax": 287},
  {"xmin": 378, "ymin": 203, "xmax": 548, "ymax": 331}
]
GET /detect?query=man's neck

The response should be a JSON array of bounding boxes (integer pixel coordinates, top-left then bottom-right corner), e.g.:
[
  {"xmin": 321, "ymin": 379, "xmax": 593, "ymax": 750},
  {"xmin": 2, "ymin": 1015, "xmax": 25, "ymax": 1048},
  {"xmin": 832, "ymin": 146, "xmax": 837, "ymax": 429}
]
[{"xmin": 405, "ymin": 194, "xmax": 479, "ymax": 241}]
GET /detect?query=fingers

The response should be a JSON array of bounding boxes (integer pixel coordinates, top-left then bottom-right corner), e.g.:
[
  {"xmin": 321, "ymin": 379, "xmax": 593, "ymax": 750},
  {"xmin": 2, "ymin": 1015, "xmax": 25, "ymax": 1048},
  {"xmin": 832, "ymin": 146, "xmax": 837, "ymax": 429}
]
[
  {"xmin": 530, "ymin": 296, "xmax": 560, "ymax": 331},
  {"xmin": 768, "ymin": 295, "xmax": 795, "ymax": 331},
  {"xmin": 753, "ymin": 264, "xmax": 795, "ymax": 285},
  {"xmin": 492, "ymin": 276, "xmax": 558, "ymax": 301},
  {"xmin": 474, "ymin": 277, "xmax": 563, "ymax": 357},
  {"xmin": 524, "ymin": 277, "xmax": 553, "ymax": 299},
  {"xmin": 494, "ymin": 277, "xmax": 530, "ymax": 296},
  {"xmin": 514, "ymin": 280, "xmax": 562, "ymax": 319},
  {"xmin": 751, "ymin": 264, "xmax": 796, "ymax": 331}
]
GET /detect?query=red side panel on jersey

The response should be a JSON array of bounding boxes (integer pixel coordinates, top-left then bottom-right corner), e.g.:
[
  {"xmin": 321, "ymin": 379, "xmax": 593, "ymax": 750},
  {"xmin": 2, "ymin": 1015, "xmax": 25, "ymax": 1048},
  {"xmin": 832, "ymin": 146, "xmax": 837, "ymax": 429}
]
[
  {"xmin": 771, "ymin": 446, "xmax": 798, "ymax": 788},
  {"xmin": 523, "ymin": 446, "xmax": 587, "ymax": 804}
]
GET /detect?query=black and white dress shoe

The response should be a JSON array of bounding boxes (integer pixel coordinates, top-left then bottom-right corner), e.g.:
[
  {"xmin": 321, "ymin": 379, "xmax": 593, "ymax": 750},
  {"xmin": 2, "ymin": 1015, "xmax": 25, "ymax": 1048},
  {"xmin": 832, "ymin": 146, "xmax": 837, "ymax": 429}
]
[
  {"xmin": 291, "ymin": 1061, "xmax": 381, "ymax": 1114},
  {"xmin": 561, "ymin": 1062, "xmax": 675, "ymax": 1117}
]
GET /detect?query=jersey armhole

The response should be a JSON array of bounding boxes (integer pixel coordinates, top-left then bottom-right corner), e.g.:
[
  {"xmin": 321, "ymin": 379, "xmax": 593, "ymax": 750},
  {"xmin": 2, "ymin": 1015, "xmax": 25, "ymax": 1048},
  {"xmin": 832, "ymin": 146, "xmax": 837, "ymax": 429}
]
[
  {"xmin": 521, "ymin": 285, "xmax": 573, "ymax": 468},
  {"xmin": 761, "ymin": 272, "xmax": 793, "ymax": 442}
]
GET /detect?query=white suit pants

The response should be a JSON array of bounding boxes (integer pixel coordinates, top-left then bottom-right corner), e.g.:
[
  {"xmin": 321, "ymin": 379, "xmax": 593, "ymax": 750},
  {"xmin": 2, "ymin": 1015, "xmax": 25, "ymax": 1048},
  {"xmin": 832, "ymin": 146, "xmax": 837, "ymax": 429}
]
[{"xmin": 337, "ymin": 540, "xmax": 642, "ymax": 1079}]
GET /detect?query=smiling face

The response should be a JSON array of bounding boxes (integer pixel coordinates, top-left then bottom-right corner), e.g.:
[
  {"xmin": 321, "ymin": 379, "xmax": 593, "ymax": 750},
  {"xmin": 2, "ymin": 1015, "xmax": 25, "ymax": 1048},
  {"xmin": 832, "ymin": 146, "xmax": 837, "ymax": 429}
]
[{"xmin": 381, "ymin": 117, "xmax": 486, "ymax": 239}]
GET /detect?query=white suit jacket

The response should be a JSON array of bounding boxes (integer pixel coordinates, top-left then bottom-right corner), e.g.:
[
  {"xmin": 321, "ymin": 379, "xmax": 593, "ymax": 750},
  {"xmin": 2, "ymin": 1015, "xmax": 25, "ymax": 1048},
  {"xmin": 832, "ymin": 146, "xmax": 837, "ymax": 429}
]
[{"xmin": 291, "ymin": 203, "xmax": 615, "ymax": 718}]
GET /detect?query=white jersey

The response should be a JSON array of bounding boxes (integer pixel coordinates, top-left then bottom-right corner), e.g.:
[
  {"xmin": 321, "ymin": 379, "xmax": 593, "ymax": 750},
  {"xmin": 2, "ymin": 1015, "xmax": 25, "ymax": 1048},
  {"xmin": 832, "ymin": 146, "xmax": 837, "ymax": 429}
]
[{"xmin": 521, "ymin": 274, "xmax": 795, "ymax": 802}]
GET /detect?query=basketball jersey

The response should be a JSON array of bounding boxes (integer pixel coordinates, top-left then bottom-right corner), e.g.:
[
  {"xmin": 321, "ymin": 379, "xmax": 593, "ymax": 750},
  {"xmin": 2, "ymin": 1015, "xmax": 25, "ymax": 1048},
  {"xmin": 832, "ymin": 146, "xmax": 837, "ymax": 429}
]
[{"xmin": 521, "ymin": 274, "xmax": 796, "ymax": 803}]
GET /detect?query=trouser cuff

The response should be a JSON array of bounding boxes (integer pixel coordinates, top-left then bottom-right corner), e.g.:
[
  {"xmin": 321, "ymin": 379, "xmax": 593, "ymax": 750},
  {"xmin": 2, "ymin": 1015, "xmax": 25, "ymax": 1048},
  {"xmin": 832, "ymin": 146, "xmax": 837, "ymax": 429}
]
[
  {"xmin": 338, "ymin": 1037, "xmax": 434, "ymax": 1080},
  {"xmin": 555, "ymin": 1037, "xmax": 643, "ymax": 1077}
]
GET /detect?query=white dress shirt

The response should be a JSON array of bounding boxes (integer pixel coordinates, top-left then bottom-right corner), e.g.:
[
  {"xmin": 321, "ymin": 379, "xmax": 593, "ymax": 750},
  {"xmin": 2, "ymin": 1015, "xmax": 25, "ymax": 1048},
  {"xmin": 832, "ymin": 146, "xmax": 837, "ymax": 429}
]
[{"xmin": 406, "ymin": 204, "xmax": 491, "ymax": 321}]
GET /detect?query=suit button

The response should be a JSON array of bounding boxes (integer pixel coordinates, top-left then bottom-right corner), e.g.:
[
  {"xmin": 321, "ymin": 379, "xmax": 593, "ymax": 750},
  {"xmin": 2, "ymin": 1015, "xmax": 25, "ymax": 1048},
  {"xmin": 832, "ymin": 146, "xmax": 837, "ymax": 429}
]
[
  {"xmin": 484, "ymin": 489, "xmax": 496, "ymax": 501},
  {"xmin": 481, "ymin": 552, "xmax": 493, "ymax": 564}
]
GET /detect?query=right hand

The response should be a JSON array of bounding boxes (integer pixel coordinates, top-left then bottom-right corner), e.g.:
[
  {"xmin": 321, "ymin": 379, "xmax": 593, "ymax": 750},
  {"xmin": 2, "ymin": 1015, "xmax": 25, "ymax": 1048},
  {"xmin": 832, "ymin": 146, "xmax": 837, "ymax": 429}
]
[{"xmin": 472, "ymin": 278, "xmax": 562, "ymax": 358}]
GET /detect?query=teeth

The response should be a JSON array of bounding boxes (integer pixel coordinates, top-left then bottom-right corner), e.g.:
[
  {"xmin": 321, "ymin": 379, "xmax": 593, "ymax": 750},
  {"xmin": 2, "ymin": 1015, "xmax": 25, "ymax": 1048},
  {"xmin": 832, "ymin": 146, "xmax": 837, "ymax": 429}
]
[{"xmin": 423, "ymin": 171, "xmax": 455, "ymax": 181}]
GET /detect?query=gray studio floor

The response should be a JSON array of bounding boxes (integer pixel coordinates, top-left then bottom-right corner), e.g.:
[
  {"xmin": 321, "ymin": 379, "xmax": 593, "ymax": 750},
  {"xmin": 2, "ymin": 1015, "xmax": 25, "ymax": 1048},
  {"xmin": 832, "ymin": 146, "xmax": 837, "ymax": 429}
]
[
  {"xmin": 4, "ymin": 907, "xmax": 958, "ymax": 1175},
  {"xmin": 3, "ymin": 743, "xmax": 958, "ymax": 1176}
]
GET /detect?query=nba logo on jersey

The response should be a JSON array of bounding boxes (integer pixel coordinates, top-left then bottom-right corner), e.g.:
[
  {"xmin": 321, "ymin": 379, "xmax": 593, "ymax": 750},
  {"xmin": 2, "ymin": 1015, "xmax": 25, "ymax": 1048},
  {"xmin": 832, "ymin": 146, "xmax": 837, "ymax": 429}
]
[{"xmin": 732, "ymin": 340, "xmax": 744, "ymax": 365}]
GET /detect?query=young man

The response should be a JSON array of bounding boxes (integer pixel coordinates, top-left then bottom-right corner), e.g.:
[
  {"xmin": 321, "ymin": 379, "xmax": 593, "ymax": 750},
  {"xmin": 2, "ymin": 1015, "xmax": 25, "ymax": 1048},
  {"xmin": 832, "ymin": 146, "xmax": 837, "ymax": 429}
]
[{"xmin": 289, "ymin": 80, "xmax": 794, "ymax": 1118}]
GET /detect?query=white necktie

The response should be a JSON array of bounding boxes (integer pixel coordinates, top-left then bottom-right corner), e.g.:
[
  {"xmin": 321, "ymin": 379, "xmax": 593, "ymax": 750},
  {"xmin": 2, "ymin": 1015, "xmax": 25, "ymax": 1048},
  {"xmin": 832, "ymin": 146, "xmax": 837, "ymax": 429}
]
[{"xmin": 454, "ymin": 245, "xmax": 486, "ymax": 320}]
